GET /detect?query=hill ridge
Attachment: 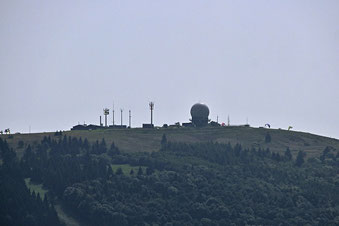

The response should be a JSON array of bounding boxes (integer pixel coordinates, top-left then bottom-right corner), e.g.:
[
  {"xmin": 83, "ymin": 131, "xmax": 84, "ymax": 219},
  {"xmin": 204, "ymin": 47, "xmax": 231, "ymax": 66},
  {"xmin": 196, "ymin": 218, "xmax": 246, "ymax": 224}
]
[{"xmin": 2, "ymin": 126, "xmax": 339, "ymax": 158}]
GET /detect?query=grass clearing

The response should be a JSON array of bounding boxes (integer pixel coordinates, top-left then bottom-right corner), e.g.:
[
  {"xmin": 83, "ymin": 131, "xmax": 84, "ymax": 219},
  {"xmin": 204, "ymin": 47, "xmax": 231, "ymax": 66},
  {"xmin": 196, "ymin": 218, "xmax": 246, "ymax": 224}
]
[
  {"xmin": 54, "ymin": 204, "xmax": 81, "ymax": 226},
  {"xmin": 24, "ymin": 178, "xmax": 48, "ymax": 198}
]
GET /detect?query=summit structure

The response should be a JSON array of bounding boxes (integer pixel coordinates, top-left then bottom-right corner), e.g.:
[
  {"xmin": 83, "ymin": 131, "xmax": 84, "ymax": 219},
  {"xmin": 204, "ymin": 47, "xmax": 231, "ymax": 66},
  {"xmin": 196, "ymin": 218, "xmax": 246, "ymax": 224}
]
[{"xmin": 190, "ymin": 103, "xmax": 210, "ymax": 127}]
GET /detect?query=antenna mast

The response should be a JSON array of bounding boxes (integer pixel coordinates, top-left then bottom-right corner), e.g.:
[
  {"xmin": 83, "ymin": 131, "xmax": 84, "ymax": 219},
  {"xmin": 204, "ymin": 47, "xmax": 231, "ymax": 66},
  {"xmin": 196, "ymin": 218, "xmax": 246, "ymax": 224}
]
[
  {"xmin": 112, "ymin": 102, "xmax": 115, "ymax": 126},
  {"xmin": 129, "ymin": 110, "xmax": 131, "ymax": 128},
  {"xmin": 149, "ymin": 102, "xmax": 154, "ymax": 126},
  {"xmin": 227, "ymin": 115, "xmax": 230, "ymax": 126},
  {"xmin": 120, "ymin": 109, "xmax": 123, "ymax": 126}
]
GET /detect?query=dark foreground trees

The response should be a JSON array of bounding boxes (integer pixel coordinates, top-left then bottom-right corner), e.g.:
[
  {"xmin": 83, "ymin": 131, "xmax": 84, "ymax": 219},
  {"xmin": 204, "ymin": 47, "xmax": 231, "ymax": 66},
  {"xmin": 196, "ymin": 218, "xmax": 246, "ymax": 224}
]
[{"xmin": 0, "ymin": 138, "xmax": 60, "ymax": 226}]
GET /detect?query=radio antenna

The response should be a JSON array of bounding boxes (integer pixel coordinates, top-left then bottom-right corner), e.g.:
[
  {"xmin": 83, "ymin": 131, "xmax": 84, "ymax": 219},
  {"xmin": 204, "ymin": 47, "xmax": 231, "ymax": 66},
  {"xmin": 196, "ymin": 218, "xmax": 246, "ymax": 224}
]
[
  {"xmin": 120, "ymin": 109, "xmax": 123, "ymax": 126},
  {"xmin": 149, "ymin": 101, "xmax": 154, "ymax": 126}
]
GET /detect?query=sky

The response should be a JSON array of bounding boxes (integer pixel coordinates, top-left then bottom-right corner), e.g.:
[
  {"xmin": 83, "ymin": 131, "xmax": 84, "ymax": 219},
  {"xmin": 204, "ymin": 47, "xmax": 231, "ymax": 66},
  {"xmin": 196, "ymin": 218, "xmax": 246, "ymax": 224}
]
[{"xmin": 1, "ymin": 0, "xmax": 338, "ymax": 139}]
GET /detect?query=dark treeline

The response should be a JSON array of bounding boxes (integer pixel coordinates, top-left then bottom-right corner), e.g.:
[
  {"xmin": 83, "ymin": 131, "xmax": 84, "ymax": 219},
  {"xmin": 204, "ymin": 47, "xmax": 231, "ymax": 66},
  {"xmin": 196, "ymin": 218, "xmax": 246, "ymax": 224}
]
[
  {"xmin": 0, "ymin": 138, "xmax": 60, "ymax": 226},
  {"xmin": 1, "ymin": 135, "xmax": 339, "ymax": 225}
]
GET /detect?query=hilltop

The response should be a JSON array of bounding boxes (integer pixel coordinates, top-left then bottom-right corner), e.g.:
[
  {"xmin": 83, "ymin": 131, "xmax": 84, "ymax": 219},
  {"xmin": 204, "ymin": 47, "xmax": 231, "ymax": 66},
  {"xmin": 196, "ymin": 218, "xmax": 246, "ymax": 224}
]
[{"xmin": 3, "ymin": 126, "xmax": 339, "ymax": 158}]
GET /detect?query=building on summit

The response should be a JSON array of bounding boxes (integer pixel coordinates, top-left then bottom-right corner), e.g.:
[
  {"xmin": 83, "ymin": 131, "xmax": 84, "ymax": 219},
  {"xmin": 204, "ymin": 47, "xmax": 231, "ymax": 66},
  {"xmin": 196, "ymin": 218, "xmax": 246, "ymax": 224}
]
[{"xmin": 190, "ymin": 103, "xmax": 210, "ymax": 127}]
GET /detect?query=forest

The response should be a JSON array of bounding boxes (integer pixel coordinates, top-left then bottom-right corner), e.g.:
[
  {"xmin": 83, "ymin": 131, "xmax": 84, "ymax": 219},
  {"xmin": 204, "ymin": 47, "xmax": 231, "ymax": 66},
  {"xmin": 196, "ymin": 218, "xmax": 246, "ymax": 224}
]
[{"xmin": 0, "ymin": 134, "xmax": 338, "ymax": 225}]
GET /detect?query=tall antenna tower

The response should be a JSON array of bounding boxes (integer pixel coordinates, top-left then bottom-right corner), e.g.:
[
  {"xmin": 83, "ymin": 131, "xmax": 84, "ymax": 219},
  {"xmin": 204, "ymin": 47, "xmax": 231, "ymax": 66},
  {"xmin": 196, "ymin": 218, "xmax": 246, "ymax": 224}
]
[
  {"xmin": 112, "ymin": 102, "xmax": 115, "ymax": 126},
  {"xmin": 129, "ymin": 110, "xmax": 131, "ymax": 128},
  {"xmin": 217, "ymin": 115, "xmax": 219, "ymax": 123},
  {"xmin": 103, "ymin": 108, "xmax": 109, "ymax": 127},
  {"xmin": 149, "ymin": 102, "xmax": 154, "ymax": 126},
  {"xmin": 227, "ymin": 115, "xmax": 230, "ymax": 126},
  {"xmin": 120, "ymin": 109, "xmax": 123, "ymax": 126}
]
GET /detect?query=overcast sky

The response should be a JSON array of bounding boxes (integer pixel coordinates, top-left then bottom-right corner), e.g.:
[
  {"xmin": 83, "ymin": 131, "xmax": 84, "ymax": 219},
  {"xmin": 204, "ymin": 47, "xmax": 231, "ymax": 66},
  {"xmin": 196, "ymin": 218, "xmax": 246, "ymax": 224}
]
[{"xmin": 1, "ymin": 0, "xmax": 338, "ymax": 138}]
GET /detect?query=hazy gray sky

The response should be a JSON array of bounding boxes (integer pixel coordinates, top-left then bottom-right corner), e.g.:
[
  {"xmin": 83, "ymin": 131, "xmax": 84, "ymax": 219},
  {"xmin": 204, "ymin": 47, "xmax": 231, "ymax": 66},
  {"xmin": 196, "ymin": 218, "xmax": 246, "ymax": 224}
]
[{"xmin": 1, "ymin": 1, "xmax": 338, "ymax": 138}]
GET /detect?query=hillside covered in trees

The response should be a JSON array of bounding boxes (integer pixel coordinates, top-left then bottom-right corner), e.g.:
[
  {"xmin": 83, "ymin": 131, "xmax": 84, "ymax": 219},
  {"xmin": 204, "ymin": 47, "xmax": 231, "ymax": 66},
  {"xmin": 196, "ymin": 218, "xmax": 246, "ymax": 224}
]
[{"xmin": 1, "ymin": 133, "xmax": 338, "ymax": 225}]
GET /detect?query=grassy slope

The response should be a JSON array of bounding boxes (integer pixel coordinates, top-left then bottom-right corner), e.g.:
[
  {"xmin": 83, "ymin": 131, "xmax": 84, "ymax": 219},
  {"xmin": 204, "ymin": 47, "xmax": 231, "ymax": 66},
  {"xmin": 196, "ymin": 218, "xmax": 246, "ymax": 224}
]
[{"xmin": 2, "ymin": 126, "xmax": 339, "ymax": 158}]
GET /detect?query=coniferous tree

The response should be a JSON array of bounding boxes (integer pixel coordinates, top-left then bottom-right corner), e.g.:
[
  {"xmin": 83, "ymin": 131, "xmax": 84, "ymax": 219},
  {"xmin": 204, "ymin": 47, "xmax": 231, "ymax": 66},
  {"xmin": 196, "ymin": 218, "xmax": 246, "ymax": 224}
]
[
  {"xmin": 99, "ymin": 138, "xmax": 107, "ymax": 154},
  {"xmin": 83, "ymin": 138, "xmax": 90, "ymax": 151},
  {"xmin": 107, "ymin": 166, "xmax": 114, "ymax": 178},
  {"xmin": 265, "ymin": 133, "xmax": 271, "ymax": 143},
  {"xmin": 161, "ymin": 134, "xmax": 167, "ymax": 147},
  {"xmin": 108, "ymin": 142, "xmax": 120, "ymax": 156},
  {"xmin": 284, "ymin": 148, "xmax": 293, "ymax": 161},
  {"xmin": 295, "ymin": 150, "xmax": 305, "ymax": 167},
  {"xmin": 116, "ymin": 167, "xmax": 123, "ymax": 175},
  {"xmin": 137, "ymin": 166, "xmax": 143, "ymax": 176}
]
